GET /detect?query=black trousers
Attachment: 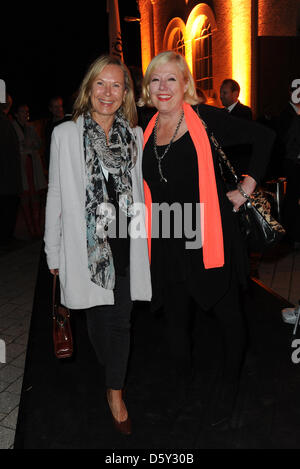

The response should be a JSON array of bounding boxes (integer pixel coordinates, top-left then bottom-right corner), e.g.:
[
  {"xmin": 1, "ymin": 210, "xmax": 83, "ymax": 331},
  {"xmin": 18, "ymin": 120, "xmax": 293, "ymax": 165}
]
[
  {"xmin": 162, "ymin": 270, "xmax": 246, "ymax": 420},
  {"xmin": 86, "ymin": 271, "xmax": 132, "ymax": 389}
]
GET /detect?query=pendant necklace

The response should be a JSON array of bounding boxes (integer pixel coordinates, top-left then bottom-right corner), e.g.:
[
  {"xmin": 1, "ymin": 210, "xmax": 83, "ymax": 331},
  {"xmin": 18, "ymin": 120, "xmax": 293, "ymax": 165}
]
[{"xmin": 153, "ymin": 110, "xmax": 184, "ymax": 183}]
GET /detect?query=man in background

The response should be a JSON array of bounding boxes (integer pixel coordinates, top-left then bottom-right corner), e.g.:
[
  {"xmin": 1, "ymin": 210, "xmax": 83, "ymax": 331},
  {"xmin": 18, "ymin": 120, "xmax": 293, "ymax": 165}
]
[
  {"xmin": 220, "ymin": 79, "xmax": 253, "ymax": 178},
  {"xmin": 279, "ymin": 80, "xmax": 300, "ymax": 249},
  {"xmin": 0, "ymin": 96, "xmax": 22, "ymax": 246},
  {"xmin": 220, "ymin": 79, "xmax": 252, "ymax": 120}
]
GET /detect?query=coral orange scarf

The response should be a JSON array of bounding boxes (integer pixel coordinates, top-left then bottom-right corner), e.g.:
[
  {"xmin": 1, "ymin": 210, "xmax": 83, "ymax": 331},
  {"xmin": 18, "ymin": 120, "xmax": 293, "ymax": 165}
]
[{"xmin": 143, "ymin": 102, "xmax": 224, "ymax": 269}]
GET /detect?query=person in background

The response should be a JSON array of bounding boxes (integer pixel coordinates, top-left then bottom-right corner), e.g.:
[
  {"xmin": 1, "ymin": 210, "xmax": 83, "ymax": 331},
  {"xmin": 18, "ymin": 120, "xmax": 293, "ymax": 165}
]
[
  {"xmin": 278, "ymin": 80, "xmax": 300, "ymax": 146},
  {"xmin": 44, "ymin": 55, "xmax": 151, "ymax": 435},
  {"xmin": 220, "ymin": 79, "xmax": 252, "ymax": 119},
  {"xmin": 0, "ymin": 99, "xmax": 22, "ymax": 246},
  {"xmin": 129, "ymin": 65, "xmax": 156, "ymax": 130},
  {"xmin": 282, "ymin": 115, "xmax": 300, "ymax": 249},
  {"xmin": 140, "ymin": 51, "xmax": 275, "ymax": 428},
  {"xmin": 256, "ymin": 105, "xmax": 282, "ymax": 179},
  {"xmin": 12, "ymin": 103, "xmax": 47, "ymax": 238},
  {"xmin": 2, "ymin": 94, "xmax": 13, "ymax": 120},
  {"xmin": 196, "ymin": 87, "xmax": 207, "ymax": 104},
  {"xmin": 44, "ymin": 96, "xmax": 69, "ymax": 169},
  {"xmin": 278, "ymin": 79, "xmax": 300, "ymax": 248},
  {"xmin": 220, "ymin": 79, "xmax": 253, "ymax": 178}
]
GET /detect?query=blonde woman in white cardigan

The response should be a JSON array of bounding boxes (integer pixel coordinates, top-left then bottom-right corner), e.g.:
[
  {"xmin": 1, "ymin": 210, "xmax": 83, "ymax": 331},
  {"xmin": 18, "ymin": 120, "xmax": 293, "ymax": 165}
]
[{"xmin": 44, "ymin": 56, "xmax": 151, "ymax": 436}]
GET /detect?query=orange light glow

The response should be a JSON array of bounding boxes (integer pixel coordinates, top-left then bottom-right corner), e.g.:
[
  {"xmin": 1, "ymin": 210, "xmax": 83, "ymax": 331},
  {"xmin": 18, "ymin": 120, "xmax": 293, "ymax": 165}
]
[
  {"xmin": 141, "ymin": 49, "xmax": 152, "ymax": 76},
  {"xmin": 185, "ymin": 4, "xmax": 217, "ymax": 77},
  {"xmin": 163, "ymin": 17, "xmax": 186, "ymax": 52},
  {"xmin": 185, "ymin": 14, "xmax": 206, "ymax": 75},
  {"xmin": 140, "ymin": 25, "xmax": 153, "ymax": 75},
  {"xmin": 231, "ymin": 0, "xmax": 252, "ymax": 107},
  {"xmin": 140, "ymin": 0, "xmax": 253, "ymax": 109}
]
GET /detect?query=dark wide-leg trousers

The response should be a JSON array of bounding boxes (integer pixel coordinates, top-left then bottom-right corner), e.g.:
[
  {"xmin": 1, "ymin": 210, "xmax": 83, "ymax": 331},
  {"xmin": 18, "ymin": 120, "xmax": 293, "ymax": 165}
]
[
  {"xmin": 163, "ymin": 270, "xmax": 246, "ymax": 421},
  {"xmin": 86, "ymin": 271, "xmax": 132, "ymax": 390}
]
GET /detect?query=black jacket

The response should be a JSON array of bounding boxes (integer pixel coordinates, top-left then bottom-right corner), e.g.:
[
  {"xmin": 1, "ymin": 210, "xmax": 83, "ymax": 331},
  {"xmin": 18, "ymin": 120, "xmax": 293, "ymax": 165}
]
[
  {"xmin": 140, "ymin": 103, "xmax": 275, "ymax": 183},
  {"xmin": 197, "ymin": 103, "xmax": 274, "ymax": 183},
  {"xmin": 142, "ymin": 103, "xmax": 276, "ymax": 309},
  {"xmin": 228, "ymin": 101, "xmax": 252, "ymax": 120},
  {"xmin": 221, "ymin": 101, "xmax": 253, "ymax": 177}
]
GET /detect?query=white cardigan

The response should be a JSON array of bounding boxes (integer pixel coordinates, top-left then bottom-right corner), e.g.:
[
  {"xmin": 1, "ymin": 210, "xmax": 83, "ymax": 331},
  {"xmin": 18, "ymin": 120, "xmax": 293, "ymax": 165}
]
[{"xmin": 44, "ymin": 116, "xmax": 151, "ymax": 309}]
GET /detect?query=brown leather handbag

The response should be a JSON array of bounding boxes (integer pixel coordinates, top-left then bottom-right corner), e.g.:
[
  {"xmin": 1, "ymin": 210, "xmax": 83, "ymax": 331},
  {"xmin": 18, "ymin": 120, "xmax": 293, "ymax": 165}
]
[{"xmin": 52, "ymin": 272, "xmax": 73, "ymax": 359}]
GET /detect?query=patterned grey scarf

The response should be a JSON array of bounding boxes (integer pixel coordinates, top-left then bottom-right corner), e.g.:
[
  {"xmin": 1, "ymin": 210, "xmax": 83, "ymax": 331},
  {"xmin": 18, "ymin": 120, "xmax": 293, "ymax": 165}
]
[{"xmin": 84, "ymin": 110, "xmax": 137, "ymax": 289}]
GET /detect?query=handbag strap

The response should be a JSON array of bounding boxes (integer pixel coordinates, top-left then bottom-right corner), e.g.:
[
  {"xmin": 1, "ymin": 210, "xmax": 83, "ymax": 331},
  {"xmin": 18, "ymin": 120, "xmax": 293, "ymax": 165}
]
[
  {"xmin": 52, "ymin": 272, "xmax": 70, "ymax": 321},
  {"xmin": 52, "ymin": 272, "xmax": 60, "ymax": 318},
  {"xmin": 209, "ymin": 133, "xmax": 239, "ymax": 185},
  {"xmin": 193, "ymin": 105, "xmax": 239, "ymax": 185}
]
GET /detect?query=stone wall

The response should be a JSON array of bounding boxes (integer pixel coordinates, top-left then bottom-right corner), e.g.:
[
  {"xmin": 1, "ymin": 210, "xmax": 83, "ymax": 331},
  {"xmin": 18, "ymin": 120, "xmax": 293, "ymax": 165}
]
[{"xmin": 137, "ymin": 0, "xmax": 300, "ymax": 110}]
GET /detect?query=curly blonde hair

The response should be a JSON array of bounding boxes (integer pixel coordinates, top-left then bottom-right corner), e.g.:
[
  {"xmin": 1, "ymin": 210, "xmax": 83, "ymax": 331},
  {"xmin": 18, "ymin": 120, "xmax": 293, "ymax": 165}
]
[
  {"xmin": 139, "ymin": 51, "xmax": 200, "ymax": 107},
  {"xmin": 72, "ymin": 55, "xmax": 138, "ymax": 127}
]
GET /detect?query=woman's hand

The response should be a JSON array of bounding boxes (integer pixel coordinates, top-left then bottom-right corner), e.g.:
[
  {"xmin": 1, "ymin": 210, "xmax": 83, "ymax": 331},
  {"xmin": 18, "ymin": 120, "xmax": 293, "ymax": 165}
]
[
  {"xmin": 50, "ymin": 268, "xmax": 59, "ymax": 275},
  {"xmin": 226, "ymin": 175, "xmax": 257, "ymax": 212},
  {"xmin": 226, "ymin": 189, "xmax": 248, "ymax": 212}
]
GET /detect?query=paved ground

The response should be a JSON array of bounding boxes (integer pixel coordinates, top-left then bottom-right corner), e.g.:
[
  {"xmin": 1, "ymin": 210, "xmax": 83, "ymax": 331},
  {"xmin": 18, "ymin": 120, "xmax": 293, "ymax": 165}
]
[
  {"xmin": 0, "ymin": 212, "xmax": 299, "ymax": 448},
  {"xmin": 0, "ymin": 239, "xmax": 42, "ymax": 449},
  {"xmin": 253, "ymin": 242, "xmax": 300, "ymax": 307}
]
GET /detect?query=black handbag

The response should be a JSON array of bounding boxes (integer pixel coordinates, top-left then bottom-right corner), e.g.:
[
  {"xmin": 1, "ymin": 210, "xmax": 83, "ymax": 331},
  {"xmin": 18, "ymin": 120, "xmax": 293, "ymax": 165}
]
[{"xmin": 208, "ymin": 131, "xmax": 286, "ymax": 250}]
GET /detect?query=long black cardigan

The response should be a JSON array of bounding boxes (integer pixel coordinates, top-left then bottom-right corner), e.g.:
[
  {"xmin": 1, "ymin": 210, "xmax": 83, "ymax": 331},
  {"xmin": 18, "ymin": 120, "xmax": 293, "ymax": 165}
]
[{"xmin": 141, "ymin": 104, "xmax": 276, "ymax": 311}]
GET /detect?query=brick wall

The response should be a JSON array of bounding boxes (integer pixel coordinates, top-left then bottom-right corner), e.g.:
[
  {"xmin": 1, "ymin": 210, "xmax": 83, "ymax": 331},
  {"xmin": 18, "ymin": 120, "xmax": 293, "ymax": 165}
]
[
  {"xmin": 137, "ymin": 0, "xmax": 300, "ymax": 109},
  {"xmin": 138, "ymin": 0, "xmax": 154, "ymax": 74},
  {"xmin": 212, "ymin": 1, "xmax": 233, "ymax": 106},
  {"xmin": 138, "ymin": 0, "xmax": 234, "ymax": 105},
  {"xmin": 258, "ymin": 0, "xmax": 300, "ymax": 36}
]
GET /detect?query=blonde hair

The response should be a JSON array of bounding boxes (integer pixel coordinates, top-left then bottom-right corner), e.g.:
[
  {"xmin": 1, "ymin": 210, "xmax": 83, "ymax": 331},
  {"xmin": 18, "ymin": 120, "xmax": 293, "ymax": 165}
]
[
  {"xmin": 72, "ymin": 55, "xmax": 138, "ymax": 127},
  {"xmin": 139, "ymin": 51, "xmax": 200, "ymax": 107}
]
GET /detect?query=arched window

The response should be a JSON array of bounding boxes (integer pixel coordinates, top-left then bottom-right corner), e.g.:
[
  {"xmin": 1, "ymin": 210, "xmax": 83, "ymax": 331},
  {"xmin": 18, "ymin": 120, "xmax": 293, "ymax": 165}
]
[
  {"xmin": 193, "ymin": 17, "xmax": 213, "ymax": 95},
  {"xmin": 163, "ymin": 18, "xmax": 186, "ymax": 56},
  {"xmin": 171, "ymin": 28, "xmax": 185, "ymax": 56}
]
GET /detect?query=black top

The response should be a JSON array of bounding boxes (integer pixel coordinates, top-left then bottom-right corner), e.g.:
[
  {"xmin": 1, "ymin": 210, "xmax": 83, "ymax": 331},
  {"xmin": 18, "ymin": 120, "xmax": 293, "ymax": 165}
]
[
  {"xmin": 106, "ymin": 173, "xmax": 130, "ymax": 277},
  {"xmin": 141, "ymin": 104, "xmax": 275, "ymax": 184},
  {"xmin": 142, "ymin": 104, "xmax": 276, "ymax": 311},
  {"xmin": 143, "ymin": 131, "xmax": 200, "ymax": 281},
  {"xmin": 143, "ymin": 130, "xmax": 246, "ymax": 311}
]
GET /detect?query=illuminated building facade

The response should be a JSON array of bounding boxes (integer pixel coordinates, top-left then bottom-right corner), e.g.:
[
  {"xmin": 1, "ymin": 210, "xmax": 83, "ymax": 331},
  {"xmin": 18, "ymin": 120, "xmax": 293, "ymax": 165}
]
[{"xmin": 137, "ymin": 0, "xmax": 300, "ymax": 116}]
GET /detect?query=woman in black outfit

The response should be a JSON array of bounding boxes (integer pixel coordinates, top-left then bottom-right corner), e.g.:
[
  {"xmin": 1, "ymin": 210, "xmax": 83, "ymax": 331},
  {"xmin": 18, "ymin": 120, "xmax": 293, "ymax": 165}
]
[{"xmin": 139, "ymin": 51, "xmax": 275, "ymax": 427}]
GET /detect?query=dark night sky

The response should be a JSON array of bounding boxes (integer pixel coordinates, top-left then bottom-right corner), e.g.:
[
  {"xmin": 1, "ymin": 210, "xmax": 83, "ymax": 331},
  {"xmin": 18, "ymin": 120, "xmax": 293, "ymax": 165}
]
[{"xmin": 1, "ymin": 1, "xmax": 141, "ymax": 119}]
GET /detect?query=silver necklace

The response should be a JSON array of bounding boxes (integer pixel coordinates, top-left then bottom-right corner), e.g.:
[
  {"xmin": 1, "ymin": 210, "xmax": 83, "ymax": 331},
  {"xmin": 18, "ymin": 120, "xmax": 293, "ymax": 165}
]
[{"xmin": 153, "ymin": 110, "xmax": 184, "ymax": 183}]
